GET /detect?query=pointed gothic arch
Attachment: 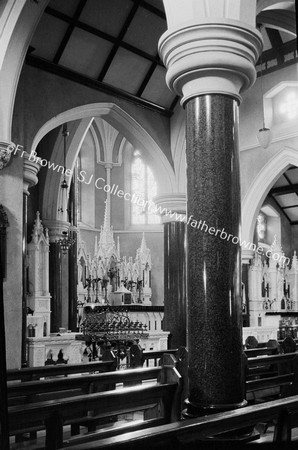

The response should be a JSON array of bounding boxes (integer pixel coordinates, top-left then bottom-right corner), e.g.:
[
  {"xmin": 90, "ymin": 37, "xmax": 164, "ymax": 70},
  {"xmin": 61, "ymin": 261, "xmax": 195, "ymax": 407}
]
[
  {"xmin": 34, "ymin": 103, "xmax": 177, "ymax": 221},
  {"xmin": 242, "ymin": 146, "xmax": 298, "ymax": 245}
]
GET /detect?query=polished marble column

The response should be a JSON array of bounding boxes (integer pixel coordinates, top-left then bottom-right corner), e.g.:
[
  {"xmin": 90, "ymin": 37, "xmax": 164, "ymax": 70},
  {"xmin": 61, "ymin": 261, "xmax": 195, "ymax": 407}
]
[
  {"xmin": 68, "ymin": 176, "xmax": 78, "ymax": 331},
  {"xmin": 49, "ymin": 242, "xmax": 62, "ymax": 333},
  {"xmin": 185, "ymin": 94, "xmax": 245, "ymax": 413},
  {"xmin": 164, "ymin": 221, "xmax": 186, "ymax": 348},
  {"xmin": 154, "ymin": 193, "xmax": 186, "ymax": 348},
  {"xmin": 159, "ymin": 0, "xmax": 262, "ymax": 415},
  {"xmin": 155, "ymin": 194, "xmax": 187, "ymax": 348},
  {"xmin": 44, "ymin": 220, "xmax": 69, "ymax": 333}
]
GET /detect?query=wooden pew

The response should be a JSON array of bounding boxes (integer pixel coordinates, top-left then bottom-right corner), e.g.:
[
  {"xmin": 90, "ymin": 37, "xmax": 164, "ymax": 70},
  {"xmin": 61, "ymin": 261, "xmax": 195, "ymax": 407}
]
[
  {"xmin": 7, "ymin": 366, "xmax": 162, "ymax": 406},
  {"xmin": 63, "ymin": 394, "xmax": 298, "ymax": 449},
  {"xmin": 142, "ymin": 344, "xmax": 278, "ymax": 368},
  {"xmin": 142, "ymin": 349, "xmax": 178, "ymax": 367},
  {"xmin": 8, "ymin": 354, "xmax": 182, "ymax": 450},
  {"xmin": 246, "ymin": 352, "xmax": 298, "ymax": 402},
  {"xmin": 7, "ymin": 360, "xmax": 117, "ymax": 382},
  {"xmin": 245, "ymin": 346, "xmax": 279, "ymax": 358}
]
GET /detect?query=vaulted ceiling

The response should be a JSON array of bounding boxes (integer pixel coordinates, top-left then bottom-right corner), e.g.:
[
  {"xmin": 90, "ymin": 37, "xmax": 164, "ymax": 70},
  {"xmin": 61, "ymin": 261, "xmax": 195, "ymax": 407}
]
[{"xmin": 26, "ymin": 0, "xmax": 297, "ymax": 117}]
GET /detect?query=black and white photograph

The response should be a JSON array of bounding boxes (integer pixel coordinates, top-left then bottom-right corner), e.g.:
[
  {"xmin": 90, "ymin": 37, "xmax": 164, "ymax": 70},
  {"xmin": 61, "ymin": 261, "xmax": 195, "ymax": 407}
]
[{"xmin": 0, "ymin": 1, "xmax": 298, "ymax": 448}]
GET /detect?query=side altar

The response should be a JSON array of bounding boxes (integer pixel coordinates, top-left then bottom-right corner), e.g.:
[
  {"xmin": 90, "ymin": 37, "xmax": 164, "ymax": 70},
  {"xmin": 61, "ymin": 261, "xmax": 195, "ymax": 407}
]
[
  {"xmin": 25, "ymin": 204, "xmax": 168, "ymax": 367},
  {"xmin": 244, "ymin": 235, "xmax": 298, "ymax": 342},
  {"xmin": 26, "ymin": 303, "xmax": 168, "ymax": 367}
]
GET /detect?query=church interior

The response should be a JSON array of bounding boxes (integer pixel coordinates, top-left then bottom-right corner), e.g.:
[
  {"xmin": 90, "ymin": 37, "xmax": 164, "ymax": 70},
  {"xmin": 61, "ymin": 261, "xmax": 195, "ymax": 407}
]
[{"xmin": 1, "ymin": 0, "xmax": 298, "ymax": 448}]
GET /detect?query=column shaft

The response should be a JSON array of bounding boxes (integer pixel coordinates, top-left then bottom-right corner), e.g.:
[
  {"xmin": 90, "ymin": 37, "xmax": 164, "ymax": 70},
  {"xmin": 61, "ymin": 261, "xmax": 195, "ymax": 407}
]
[
  {"xmin": 49, "ymin": 242, "xmax": 62, "ymax": 333},
  {"xmin": 21, "ymin": 193, "xmax": 28, "ymax": 366},
  {"xmin": 164, "ymin": 221, "xmax": 186, "ymax": 348},
  {"xmin": 242, "ymin": 263, "xmax": 250, "ymax": 327},
  {"xmin": 68, "ymin": 177, "xmax": 78, "ymax": 331},
  {"xmin": 0, "ymin": 207, "xmax": 9, "ymax": 449},
  {"xmin": 186, "ymin": 95, "xmax": 245, "ymax": 412}
]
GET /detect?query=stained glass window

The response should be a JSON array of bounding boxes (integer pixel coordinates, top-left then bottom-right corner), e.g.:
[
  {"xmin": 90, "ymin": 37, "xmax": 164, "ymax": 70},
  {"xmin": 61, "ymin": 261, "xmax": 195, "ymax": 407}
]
[{"xmin": 131, "ymin": 151, "xmax": 160, "ymax": 225}]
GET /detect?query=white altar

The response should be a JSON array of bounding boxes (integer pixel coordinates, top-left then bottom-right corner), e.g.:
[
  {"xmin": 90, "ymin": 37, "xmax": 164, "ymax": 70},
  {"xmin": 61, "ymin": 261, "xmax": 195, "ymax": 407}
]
[
  {"xmin": 242, "ymin": 326, "xmax": 277, "ymax": 345},
  {"xmin": 25, "ymin": 208, "xmax": 168, "ymax": 367},
  {"xmin": 248, "ymin": 236, "xmax": 298, "ymax": 328},
  {"xmin": 27, "ymin": 333, "xmax": 83, "ymax": 367},
  {"xmin": 27, "ymin": 309, "xmax": 168, "ymax": 367}
]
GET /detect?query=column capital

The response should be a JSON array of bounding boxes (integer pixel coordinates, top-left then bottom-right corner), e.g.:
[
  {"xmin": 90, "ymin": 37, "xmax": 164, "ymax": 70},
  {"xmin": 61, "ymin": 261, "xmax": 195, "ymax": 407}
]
[
  {"xmin": 154, "ymin": 193, "xmax": 186, "ymax": 223},
  {"xmin": 242, "ymin": 249, "xmax": 254, "ymax": 264},
  {"xmin": 42, "ymin": 219, "xmax": 70, "ymax": 243},
  {"xmin": 0, "ymin": 141, "xmax": 16, "ymax": 170},
  {"xmin": 159, "ymin": 19, "xmax": 262, "ymax": 105},
  {"xmin": 23, "ymin": 151, "xmax": 41, "ymax": 195}
]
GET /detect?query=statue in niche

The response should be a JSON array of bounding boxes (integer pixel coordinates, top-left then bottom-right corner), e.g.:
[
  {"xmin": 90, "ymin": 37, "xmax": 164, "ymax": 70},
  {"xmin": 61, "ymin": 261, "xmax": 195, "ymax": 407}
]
[
  {"xmin": 120, "ymin": 256, "xmax": 127, "ymax": 281},
  {"xmin": 262, "ymin": 277, "xmax": 269, "ymax": 298},
  {"xmin": 241, "ymin": 282, "xmax": 247, "ymax": 313},
  {"xmin": 132, "ymin": 262, "xmax": 139, "ymax": 283},
  {"xmin": 284, "ymin": 279, "xmax": 288, "ymax": 297},
  {"xmin": 127, "ymin": 257, "xmax": 133, "ymax": 281},
  {"xmin": 277, "ymin": 271, "xmax": 284, "ymax": 301}
]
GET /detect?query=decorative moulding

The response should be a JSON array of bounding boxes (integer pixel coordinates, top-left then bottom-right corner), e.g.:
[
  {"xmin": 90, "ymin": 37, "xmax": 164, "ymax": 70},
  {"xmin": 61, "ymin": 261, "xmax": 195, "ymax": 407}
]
[
  {"xmin": 0, "ymin": 141, "xmax": 16, "ymax": 170},
  {"xmin": 158, "ymin": 21, "xmax": 262, "ymax": 105}
]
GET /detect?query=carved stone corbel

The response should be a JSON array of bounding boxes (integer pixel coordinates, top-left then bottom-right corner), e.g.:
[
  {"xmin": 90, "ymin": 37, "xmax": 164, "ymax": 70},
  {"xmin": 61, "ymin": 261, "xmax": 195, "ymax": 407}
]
[{"xmin": 0, "ymin": 141, "xmax": 16, "ymax": 170}]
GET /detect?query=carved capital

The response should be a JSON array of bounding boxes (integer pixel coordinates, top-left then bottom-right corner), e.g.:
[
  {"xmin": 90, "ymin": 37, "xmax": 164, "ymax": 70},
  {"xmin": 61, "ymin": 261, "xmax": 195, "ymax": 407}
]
[
  {"xmin": 242, "ymin": 249, "xmax": 255, "ymax": 264},
  {"xmin": 0, "ymin": 141, "xmax": 16, "ymax": 170},
  {"xmin": 42, "ymin": 219, "xmax": 70, "ymax": 243},
  {"xmin": 159, "ymin": 20, "xmax": 262, "ymax": 105},
  {"xmin": 154, "ymin": 193, "xmax": 186, "ymax": 223},
  {"xmin": 23, "ymin": 151, "xmax": 41, "ymax": 195}
]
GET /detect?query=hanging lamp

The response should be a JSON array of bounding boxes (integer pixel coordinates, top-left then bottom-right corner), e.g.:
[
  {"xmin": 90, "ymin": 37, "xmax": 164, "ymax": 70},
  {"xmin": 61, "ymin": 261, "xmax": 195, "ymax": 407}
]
[{"xmin": 257, "ymin": 50, "xmax": 272, "ymax": 149}]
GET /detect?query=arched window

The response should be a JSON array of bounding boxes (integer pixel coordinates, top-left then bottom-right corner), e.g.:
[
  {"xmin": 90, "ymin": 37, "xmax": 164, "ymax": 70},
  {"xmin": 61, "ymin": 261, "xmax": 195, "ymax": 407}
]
[{"xmin": 131, "ymin": 150, "xmax": 160, "ymax": 225}]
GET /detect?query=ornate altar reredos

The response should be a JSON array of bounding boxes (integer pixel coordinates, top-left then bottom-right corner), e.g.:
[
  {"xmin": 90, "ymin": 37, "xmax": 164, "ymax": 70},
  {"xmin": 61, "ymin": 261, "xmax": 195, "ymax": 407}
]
[
  {"xmin": 248, "ymin": 235, "xmax": 298, "ymax": 331},
  {"xmin": 77, "ymin": 200, "xmax": 152, "ymax": 311}
]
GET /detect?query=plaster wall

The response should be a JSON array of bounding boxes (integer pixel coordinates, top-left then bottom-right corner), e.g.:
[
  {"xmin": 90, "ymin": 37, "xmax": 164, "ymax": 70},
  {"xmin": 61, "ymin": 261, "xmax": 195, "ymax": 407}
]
[{"xmin": 239, "ymin": 64, "xmax": 298, "ymax": 200}]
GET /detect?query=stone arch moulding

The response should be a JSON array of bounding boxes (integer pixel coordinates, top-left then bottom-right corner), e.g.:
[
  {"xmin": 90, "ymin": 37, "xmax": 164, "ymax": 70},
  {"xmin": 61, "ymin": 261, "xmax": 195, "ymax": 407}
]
[
  {"xmin": 31, "ymin": 103, "xmax": 176, "ymax": 196},
  {"xmin": 241, "ymin": 146, "xmax": 298, "ymax": 246},
  {"xmin": 42, "ymin": 118, "xmax": 93, "ymax": 221}
]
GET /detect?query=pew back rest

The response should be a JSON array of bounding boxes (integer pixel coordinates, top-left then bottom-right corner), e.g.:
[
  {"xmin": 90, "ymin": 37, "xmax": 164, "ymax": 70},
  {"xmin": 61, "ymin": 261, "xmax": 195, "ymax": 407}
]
[
  {"xmin": 246, "ymin": 352, "xmax": 298, "ymax": 399},
  {"xmin": 7, "ymin": 366, "xmax": 161, "ymax": 406},
  {"xmin": 63, "ymin": 394, "xmax": 298, "ymax": 449},
  {"xmin": 7, "ymin": 360, "xmax": 117, "ymax": 382},
  {"xmin": 8, "ymin": 354, "xmax": 182, "ymax": 449}
]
